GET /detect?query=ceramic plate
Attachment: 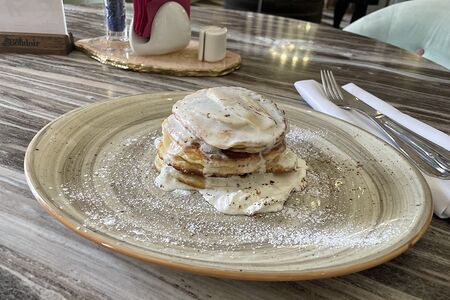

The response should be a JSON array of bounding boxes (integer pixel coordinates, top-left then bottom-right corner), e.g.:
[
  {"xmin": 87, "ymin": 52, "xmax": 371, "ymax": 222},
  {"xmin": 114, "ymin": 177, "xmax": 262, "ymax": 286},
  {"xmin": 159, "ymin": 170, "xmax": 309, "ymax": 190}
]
[{"xmin": 24, "ymin": 92, "xmax": 432, "ymax": 281}]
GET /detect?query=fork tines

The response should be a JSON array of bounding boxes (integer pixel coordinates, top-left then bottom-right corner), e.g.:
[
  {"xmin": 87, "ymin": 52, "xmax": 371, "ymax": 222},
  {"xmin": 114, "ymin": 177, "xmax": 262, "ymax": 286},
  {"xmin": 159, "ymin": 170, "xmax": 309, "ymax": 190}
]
[{"xmin": 320, "ymin": 70, "xmax": 344, "ymax": 103}]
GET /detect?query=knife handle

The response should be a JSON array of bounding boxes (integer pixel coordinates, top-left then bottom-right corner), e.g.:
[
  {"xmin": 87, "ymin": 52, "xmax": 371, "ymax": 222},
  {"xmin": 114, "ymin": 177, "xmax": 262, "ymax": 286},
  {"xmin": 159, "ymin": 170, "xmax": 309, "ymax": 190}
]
[{"xmin": 354, "ymin": 109, "xmax": 450, "ymax": 179}]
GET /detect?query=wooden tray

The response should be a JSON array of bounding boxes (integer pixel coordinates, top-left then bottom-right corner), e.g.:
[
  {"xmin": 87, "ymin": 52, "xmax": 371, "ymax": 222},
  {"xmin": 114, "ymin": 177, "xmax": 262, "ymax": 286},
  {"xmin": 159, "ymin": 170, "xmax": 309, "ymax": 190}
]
[{"xmin": 75, "ymin": 38, "xmax": 241, "ymax": 76}]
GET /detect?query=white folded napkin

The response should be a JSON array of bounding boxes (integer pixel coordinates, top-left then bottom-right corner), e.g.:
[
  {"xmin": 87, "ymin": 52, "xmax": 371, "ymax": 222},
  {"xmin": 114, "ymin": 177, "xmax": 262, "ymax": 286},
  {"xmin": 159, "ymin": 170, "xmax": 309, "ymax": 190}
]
[{"xmin": 294, "ymin": 80, "xmax": 450, "ymax": 218}]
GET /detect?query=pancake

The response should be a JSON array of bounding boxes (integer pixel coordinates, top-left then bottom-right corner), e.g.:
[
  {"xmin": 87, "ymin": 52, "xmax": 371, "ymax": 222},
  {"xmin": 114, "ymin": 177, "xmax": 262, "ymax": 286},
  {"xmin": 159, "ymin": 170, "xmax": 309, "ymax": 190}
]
[
  {"xmin": 154, "ymin": 153, "xmax": 307, "ymax": 191},
  {"xmin": 157, "ymin": 118, "xmax": 296, "ymax": 177},
  {"xmin": 153, "ymin": 86, "xmax": 308, "ymax": 216},
  {"xmin": 154, "ymin": 154, "xmax": 206, "ymax": 188}
]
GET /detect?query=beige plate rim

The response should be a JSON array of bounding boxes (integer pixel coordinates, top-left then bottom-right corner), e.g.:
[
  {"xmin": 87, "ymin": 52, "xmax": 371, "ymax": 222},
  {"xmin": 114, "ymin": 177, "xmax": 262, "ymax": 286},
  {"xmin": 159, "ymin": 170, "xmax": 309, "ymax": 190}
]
[{"xmin": 24, "ymin": 92, "xmax": 433, "ymax": 281}]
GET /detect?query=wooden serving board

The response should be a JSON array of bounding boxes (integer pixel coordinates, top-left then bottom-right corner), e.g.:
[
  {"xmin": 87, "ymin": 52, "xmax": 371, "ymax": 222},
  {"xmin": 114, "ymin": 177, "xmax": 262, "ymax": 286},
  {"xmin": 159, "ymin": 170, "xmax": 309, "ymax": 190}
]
[{"xmin": 75, "ymin": 38, "xmax": 241, "ymax": 76}]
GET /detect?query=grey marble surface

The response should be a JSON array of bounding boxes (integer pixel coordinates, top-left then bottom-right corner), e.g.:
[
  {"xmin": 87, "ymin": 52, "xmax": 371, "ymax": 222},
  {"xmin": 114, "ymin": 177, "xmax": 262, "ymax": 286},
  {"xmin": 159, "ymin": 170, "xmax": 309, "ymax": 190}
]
[{"xmin": 1, "ymin": 4, "xmax": 449, "ymax": 300}]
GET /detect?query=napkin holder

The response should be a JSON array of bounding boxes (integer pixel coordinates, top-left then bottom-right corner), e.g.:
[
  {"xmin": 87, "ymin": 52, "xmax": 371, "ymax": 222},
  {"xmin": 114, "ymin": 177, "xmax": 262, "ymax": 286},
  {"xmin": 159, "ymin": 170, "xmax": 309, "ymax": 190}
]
[{"xmin": 0, "ymin": 32, "xmax": 74, "ymax": 55}]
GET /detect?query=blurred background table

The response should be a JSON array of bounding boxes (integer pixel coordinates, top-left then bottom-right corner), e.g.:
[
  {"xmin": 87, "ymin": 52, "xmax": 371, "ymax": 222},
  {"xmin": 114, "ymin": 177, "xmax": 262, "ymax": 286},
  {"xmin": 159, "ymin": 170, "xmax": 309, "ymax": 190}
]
[{"xmin": 0, "ymin": 4, "xmax": 449, "ymax": 300}]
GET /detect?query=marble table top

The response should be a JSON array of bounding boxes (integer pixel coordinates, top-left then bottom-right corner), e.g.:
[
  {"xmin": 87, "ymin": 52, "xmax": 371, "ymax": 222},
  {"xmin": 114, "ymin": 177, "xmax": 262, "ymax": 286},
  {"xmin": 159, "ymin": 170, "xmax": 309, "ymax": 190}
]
[{"xmin": 1, "ymin": 4, "xmax": 449, "ymax": 300}]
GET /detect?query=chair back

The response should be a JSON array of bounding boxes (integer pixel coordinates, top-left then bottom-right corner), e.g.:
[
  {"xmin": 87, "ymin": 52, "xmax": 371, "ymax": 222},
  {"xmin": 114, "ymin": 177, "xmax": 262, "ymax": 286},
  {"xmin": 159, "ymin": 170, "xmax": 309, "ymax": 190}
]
[{"xmin": 345, "ymin": 0, "xmax": 450, "ymax": 69}]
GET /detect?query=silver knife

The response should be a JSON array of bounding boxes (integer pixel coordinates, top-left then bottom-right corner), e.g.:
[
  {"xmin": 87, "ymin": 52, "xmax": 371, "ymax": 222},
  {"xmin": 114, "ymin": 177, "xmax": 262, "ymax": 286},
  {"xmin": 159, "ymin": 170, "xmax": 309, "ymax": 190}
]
[{"xmin": 340, "ymin": 89, "xmax": 449, "ymax": 179}]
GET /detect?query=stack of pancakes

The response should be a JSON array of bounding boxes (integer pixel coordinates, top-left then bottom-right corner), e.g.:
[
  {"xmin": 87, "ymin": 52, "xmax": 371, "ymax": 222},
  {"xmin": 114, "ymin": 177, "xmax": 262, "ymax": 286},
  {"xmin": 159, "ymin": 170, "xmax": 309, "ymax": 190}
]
[{"xmin": 154, "ymin": 87, "xmax": 303, "ymax": 189}]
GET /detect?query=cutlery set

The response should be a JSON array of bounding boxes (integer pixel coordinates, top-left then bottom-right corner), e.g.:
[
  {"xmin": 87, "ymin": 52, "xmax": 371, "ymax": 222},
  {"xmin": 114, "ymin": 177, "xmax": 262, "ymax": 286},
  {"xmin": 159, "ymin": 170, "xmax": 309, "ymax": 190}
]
[{"xmin": 319, "ymin": 70, "xmax": 450, "ymax": 180}]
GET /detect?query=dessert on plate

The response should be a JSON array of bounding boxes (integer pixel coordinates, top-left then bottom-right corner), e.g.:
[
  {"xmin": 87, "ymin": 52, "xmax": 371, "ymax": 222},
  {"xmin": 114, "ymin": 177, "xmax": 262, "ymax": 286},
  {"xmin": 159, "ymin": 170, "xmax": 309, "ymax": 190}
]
[{"xmin": 154, "ymin": 87, "xmax": 307, "ymax": 215}]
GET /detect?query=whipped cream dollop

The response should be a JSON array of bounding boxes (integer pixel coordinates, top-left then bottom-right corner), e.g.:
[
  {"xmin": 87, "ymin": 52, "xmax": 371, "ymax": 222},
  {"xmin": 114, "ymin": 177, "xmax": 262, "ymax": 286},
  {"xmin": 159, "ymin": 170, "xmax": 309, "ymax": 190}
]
[
  {"xmin": 173, "ymin": 87, "xmax": 286, "ymax": 153},
  {"xmin": 155, "ymin": 153, "xmax": 307, "ymax": 216}
]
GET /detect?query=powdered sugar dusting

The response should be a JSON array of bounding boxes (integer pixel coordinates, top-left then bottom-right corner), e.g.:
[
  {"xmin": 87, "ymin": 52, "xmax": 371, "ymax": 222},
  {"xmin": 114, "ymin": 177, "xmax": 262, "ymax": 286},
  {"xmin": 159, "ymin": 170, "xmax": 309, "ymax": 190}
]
[{"xmin": 59, "ymin": 125, "xmax": 404, "ymax": 254}]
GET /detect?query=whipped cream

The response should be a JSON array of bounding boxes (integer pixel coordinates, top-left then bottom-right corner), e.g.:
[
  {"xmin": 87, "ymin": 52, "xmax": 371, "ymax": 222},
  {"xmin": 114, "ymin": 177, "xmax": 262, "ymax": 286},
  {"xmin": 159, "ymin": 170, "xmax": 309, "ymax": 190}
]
[
  {"xmin": 155, "ymin": 156, "xmax": 307, "ymax": 216},
  {"xmin": 173, "ymin": 87, "xmax": 286, "ymax": 153}
]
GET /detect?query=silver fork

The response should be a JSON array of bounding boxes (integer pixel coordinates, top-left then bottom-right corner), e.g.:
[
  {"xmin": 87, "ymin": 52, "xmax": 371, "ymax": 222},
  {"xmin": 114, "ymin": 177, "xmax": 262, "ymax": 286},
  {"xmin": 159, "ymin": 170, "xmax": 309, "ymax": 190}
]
[{"xmin": 320, "ymin": 70, "xmax": 450, "ymax": 180}]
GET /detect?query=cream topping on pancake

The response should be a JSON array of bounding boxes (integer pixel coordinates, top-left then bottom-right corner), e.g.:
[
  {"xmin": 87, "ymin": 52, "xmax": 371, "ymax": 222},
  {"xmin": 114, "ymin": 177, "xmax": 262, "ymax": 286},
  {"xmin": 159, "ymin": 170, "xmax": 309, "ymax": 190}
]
[
  {"xmin": 165, "ymin": 115, "xmax": 227, "ymax": 158},
  {"xmin": 154, "ymin": 154, "xmax": 307, "ymax": 216},
  {"xmin": 161, "ymin": 128, "xmax": 298, "ymax": 176},
  {"xmin": 165, "ymin": 115, "xmax": 197, "ymax": 146},
  {"xmin": 162, "ymin": 115, "xmax": 295, "ymax": 176},
  {"xmin": 172, "ymin": 87, "xmax": 286, "ymax": 153}
]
